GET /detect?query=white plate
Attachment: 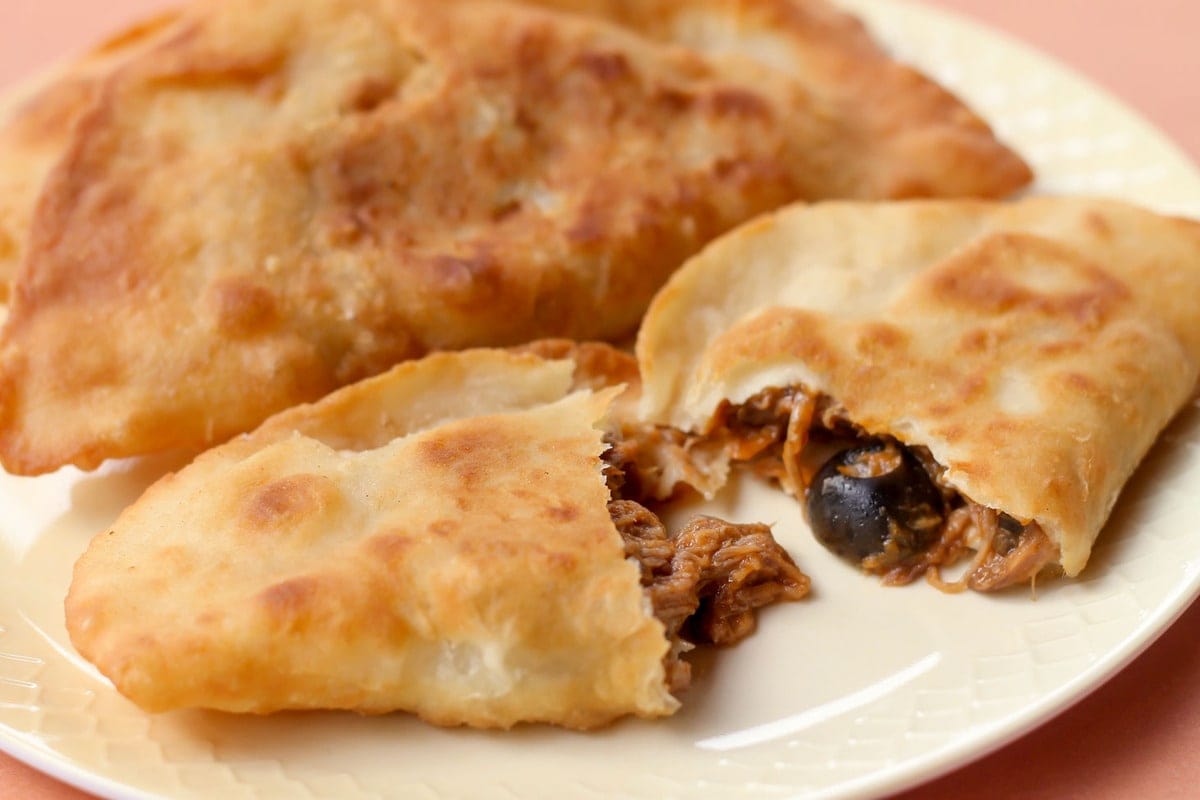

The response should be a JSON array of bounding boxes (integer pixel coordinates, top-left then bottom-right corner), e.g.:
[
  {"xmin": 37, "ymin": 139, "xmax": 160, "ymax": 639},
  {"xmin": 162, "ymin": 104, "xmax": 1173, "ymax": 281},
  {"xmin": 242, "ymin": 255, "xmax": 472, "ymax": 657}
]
[{"xmin": 3, "ymin": 1, "xmax": 1200, "ymax": 798}]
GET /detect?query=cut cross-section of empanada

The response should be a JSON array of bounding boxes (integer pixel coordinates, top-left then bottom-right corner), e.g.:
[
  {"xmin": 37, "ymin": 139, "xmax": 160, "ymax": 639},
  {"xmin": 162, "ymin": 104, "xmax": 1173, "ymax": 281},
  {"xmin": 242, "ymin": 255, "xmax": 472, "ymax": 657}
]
[
  {"xmin": 637, "ymin": 198, "xmax": 1200, "ymax": 591},
  {"xmin": 65, "ymin": 346, "xmax": 808, "ymax": 728},
  {"xmin": 0, "ymin": 0, "xmax": 1030, "ymax": 476}
]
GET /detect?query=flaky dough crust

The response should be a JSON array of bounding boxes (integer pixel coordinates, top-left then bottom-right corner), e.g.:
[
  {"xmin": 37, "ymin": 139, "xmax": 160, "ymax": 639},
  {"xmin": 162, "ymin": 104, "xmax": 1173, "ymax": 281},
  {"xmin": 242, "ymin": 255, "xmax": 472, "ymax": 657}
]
[{"xmin": 0, "ymin": 12, "xmax": 184, "ymax": 301}]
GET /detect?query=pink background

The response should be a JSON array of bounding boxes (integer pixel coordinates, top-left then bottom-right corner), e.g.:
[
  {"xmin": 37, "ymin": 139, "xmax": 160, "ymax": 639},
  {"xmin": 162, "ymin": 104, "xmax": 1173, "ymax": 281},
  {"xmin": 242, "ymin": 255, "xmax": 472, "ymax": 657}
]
[{"xmin": 1, "ymin": 1, "xmax": 1198, "ymax": 798}]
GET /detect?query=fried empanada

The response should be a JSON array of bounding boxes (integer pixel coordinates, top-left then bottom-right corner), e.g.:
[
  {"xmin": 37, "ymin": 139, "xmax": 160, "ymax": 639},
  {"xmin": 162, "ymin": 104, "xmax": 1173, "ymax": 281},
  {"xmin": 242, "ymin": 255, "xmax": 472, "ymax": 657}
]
[
  {"xmin": 65, "ymin": 346, "xmax": 807, "ymax": 727},
  {"xmin": 636, "ymin": 198, "xmax": 1200, "ymax": 590},
  {"xmin": 0, "ymin": 0, "xmax": 1030, "ymax": 476}
]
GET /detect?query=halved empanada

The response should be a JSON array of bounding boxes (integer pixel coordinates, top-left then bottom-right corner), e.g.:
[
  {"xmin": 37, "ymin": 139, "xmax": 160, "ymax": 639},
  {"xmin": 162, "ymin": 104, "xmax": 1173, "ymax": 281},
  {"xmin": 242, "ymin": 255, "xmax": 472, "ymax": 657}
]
[
  {"xmin": 637, "ymin": 198, "xmax": 1200, "ymax": 590},
  {"xmin": 66, "ymin": 346, "xmax": 807, "ymax": 727}
]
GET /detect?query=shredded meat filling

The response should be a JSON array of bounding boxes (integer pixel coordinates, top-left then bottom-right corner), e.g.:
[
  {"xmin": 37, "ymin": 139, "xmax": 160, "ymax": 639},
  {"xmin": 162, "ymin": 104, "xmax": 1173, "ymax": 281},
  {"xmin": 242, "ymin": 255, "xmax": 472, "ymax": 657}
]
[
  {"xmin": 719, "ymin": 386, "xmax": 799, "ymax": 462},
  {"xmin": 665, "ymin": 516, "xmax": 811, "ymax": 645},
  {"xmin": 714, "ymin": 386, "xmax": 1061, "ymax": 593},
  {"xmin": 607, "ymin": 499, "xmax": 810, "ymax": 693}
]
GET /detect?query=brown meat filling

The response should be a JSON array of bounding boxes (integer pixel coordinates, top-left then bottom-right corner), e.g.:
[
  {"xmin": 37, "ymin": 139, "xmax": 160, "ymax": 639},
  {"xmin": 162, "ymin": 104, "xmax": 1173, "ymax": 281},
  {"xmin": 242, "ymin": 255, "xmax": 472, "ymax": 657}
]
[
  {"xmin": 608, "ymin": 499, "xmax": 809, "ymax": 692},
  {"xmin": 711, "ymin": 386, "xmax": 1060, "ymax": 592}
]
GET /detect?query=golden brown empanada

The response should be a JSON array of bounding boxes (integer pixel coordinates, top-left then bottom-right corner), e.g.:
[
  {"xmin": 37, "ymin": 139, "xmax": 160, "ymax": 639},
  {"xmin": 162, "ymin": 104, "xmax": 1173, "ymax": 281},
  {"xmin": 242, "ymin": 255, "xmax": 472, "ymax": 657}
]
[
  {"xmin": 636, "ymin": 198, "xmax": 1200, "ymax": 590},
  {"xmin": 66, "ymin": 346, "xmax": 807, "ymax": 727},
  {"xmin": 0, "ymin": 0, "xmax": 1030, "ymax": 476}
]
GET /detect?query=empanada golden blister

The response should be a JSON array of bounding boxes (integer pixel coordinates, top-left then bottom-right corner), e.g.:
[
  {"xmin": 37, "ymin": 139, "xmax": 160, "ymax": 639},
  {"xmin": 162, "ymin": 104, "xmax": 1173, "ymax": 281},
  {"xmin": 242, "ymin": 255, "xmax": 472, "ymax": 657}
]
[
  {"xmin": 0, "ymin": 0, "xmax": 1029, "ymax": 476},
  {"xmin": 637, "ymin": 198, "xmax": 1200, "ymax": 589}
]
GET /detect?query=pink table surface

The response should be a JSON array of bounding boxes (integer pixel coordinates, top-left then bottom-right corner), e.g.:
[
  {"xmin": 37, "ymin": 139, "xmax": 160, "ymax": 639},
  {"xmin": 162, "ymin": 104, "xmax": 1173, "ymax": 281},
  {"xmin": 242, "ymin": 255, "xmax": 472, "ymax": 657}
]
[{"xmin": 1, "ymin": 1, "xmax": 1198, "ymax": 798}]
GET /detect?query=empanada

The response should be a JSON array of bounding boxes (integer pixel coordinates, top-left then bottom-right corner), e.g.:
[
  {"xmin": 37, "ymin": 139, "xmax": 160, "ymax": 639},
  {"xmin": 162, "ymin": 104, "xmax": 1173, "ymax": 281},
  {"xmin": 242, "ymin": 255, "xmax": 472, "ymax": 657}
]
[
  {"xmin": 636, "ymin": 198, "xmax": 1200, "ymax": 590},
  {"xmin": 65, "ymin": 346, "xmax": 807, "ymax": 727},
  {"xmin": 0, "ymin": 0, "xmax": 1030, "ymax": 476}
]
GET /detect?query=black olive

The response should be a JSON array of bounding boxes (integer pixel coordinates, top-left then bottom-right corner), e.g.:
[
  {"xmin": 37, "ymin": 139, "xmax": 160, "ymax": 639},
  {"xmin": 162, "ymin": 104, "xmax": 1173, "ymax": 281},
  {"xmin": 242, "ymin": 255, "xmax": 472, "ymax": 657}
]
[{"xmin": 805, "ymin": 438, "xmax": 944, "ymax": 569}]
